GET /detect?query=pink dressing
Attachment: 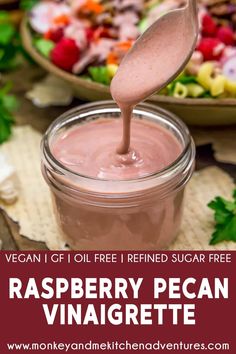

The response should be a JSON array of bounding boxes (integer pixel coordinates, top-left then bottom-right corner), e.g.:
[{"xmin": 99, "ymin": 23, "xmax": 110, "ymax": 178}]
[
  {"xmin": 52, "ymin": 118, "xmax": 182, "ymax": 180},
  {"xmin": 45, "ymin": 106, "xmax": 194, "ymax": 250},
  {"xmin": 111, "ymin": 0, "xmax": 198, "ymax": 154}
]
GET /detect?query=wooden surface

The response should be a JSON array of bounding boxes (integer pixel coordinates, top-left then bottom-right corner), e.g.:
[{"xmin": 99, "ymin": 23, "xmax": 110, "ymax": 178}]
[{"xmin": 0, "ymin": 63, "xmax": 236, "ymax": 250}]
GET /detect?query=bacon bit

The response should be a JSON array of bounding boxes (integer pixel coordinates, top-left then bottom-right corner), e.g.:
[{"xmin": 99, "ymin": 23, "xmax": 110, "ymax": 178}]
[
  {"xmin": 53, "ymin": 14, "xmax": 70, "ymax": 26},
  {"xmin": 93, "ymin": 26, "xmax": 111, "ymax": 41},
  {"xmin": 107, "ymin": 52, "xmax": 119, "ymax": 65},
  {"xmin": 44, "ymin": 28, "xmax": 64, "ymax": 42},
  {"xmin": 80, "ymin": 0, "xmax": 104, "ymax": 14}
]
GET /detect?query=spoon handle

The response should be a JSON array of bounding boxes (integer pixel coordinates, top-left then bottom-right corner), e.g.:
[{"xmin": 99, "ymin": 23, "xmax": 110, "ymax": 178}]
[{"xmin": 186, "ymin": 0, "xmax": 198, "ymax": 21}]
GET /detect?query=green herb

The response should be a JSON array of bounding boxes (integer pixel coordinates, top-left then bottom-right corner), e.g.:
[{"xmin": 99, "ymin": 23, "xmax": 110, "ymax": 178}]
[
  {"xmin": 178, "ymin": 76, "xmax": 197, "ymax": 85},
  {"xmin": 202, "ymin": 91, "xmax": 212, "ymax": 98},
  {"xmin": 0, "ymin": 82, "xmax": 18, "ymax": 144},
  {"xmin": 208, "ymin": 190, "xmax": 236, "ymax": 245},
  {"xmin": 0, "ymin": 11, "xmax": 10, "ymax": 24},
  {"xmin": 34, "ymin": 38, "xmax": 55, "ymax": 58},
  {"xmin": 88, "ymin": 66, "xmax": 111, "ymax": 85},
  {"xmin": 0, "ymin": 23, "xmax": 15, "ymax": 45},
  {"xmin": 20, "ymin": 0, "xmax": 38, "ymax": 10},
  {"xmin": 0, "ymin": 12, "xmax": 22, "ymax": 71}
]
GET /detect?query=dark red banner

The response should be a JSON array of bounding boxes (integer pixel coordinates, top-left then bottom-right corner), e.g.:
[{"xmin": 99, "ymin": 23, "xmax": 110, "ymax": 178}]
[{"xmin": 0, "ymin": 251, "xmax": 234, "ymax": 353}]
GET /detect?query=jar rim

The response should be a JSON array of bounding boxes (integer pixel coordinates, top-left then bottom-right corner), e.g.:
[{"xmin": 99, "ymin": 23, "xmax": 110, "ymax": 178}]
[{"xmin": 42, "ymin": 101, "xmax": 193, "ymax": 183}]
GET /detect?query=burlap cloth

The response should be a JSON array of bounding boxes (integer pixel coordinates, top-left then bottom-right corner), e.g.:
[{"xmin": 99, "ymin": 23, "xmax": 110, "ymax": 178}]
[{"xmin": 0, "ymin": 126, "xmax": 236, "ymax": 251}]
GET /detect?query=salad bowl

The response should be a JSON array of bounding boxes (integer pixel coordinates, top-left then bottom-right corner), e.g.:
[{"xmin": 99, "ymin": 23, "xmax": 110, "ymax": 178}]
[{"xmin": 21, "ymin": 17, "xmax": 236, "ymax": 127}]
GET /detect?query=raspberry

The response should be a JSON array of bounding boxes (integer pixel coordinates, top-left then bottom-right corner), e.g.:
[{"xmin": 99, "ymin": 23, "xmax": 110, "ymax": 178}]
[
  {"xmin": 217, "ymin": 27, "xmax": 235, "ymax": 46},
  {"xmin": 45, "ymin": 28, "xmax": 64, "ymax": 43},
  {"xmin": 51, "ymin": 38, "xmax": 80, "ymax": 71},
  {"xmin": 197, "ymin": 38, "xmax": 224, "ymax": 61},
  {"xmin": 202, "ymin": 14, "xmax": 217, "ymax": 37}
]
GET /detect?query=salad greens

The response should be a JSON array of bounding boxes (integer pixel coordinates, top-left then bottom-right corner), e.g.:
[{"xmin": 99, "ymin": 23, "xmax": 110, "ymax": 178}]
[
  {"xmin": 88, "ymin": 66, "xmax": 111, "ymax": 85},
  {"xmin": 34, "ymin": 38, "xmax": 55, "ymax": 58}
]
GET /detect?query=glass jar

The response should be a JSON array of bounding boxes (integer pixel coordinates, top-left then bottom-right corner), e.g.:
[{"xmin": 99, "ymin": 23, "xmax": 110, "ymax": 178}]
[{"xmin": 41, "ymin": 101, "xmax": 195, "ymax": 250}]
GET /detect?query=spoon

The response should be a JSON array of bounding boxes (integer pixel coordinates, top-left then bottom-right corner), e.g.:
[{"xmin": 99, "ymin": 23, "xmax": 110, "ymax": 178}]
[{"xmin": 111, "ymin": 0, "xmax": 199, "ymax": 154}]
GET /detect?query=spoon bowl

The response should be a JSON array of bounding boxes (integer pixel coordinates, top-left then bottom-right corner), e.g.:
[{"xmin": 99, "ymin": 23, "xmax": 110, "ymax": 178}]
[{"xmin": 111, "ymin": 0, "xmax": 199, "ymax": 106}]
